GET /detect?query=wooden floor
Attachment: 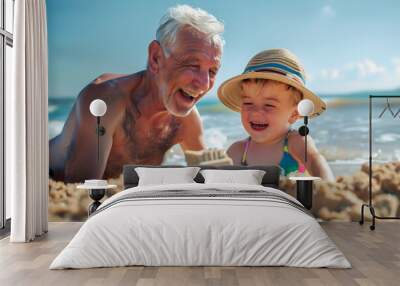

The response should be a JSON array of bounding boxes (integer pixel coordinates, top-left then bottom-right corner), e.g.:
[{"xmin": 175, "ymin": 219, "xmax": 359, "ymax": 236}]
[{"xmin": 0, "ymin": 222, "xmax": 399, "ymax": 286}]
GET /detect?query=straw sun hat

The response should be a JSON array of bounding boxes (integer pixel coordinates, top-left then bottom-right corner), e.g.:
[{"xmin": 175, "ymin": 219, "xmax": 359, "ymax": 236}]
[{"xmin": 217, "ymin": 48, "xmax": 326, "ymax": 118}]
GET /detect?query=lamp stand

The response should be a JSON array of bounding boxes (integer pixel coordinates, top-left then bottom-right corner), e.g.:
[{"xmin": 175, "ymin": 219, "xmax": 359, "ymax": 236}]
[
  {"xmin": 298, "ymin": 116, "xmax": 309, "ymax": 167},
  {"xmin": 95, "ymin": 116, "xmax": 106, "ymax": 167}
]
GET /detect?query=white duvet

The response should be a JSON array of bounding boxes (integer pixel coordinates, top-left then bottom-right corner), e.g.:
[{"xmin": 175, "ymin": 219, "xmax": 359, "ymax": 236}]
[{"xmin": 50, "ymin": 183, "xmax": 351, "ymax": 269}]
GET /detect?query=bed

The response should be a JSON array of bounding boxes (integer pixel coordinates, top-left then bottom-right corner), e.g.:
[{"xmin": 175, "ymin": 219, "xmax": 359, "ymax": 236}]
[{"xmin": 50, "ymin": 165, "xmax": 351, "ymax": 269}]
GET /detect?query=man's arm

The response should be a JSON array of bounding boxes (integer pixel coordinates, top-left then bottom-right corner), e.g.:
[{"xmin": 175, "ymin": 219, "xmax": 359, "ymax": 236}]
[
  {"xmin": 178, "ymin": 107, "xmax": 206, "ymax": 151},
  {"xmin": 288, "ymin": 132, "xmax": 335, "ymax": 182},
  {"xmin": 63, "ymin": 84, "xmax": 118, "ymax": 182},
  {"xmin": 177, "ymin": 107, "xmax": 233, "ymax": 166}
]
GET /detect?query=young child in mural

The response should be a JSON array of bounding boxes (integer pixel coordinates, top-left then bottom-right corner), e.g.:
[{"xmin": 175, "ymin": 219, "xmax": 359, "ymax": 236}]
[{"xmin": 218, "ymin": 48, "xmax": 335, "ymax": 182}]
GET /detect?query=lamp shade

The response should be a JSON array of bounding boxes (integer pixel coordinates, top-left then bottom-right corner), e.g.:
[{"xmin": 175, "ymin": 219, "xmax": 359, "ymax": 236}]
[
  {"xmin": 89, "ymin": 99, "xmax": 107, "ymax": 117},
  {"xmin": 297, "ymin": 99, "xmax": 314, "ymax": 117}
]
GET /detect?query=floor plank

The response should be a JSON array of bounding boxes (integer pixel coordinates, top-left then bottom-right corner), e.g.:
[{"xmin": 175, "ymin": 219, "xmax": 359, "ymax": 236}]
[{"xmin": 0, "ymin": 222, "xmax": 399, "ymax": 286}]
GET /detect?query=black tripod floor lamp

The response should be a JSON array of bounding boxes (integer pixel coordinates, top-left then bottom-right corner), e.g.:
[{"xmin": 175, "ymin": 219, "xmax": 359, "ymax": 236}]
[{"xmin": 359, "ymin": 95, "xmax": 400, "ymax": 230}]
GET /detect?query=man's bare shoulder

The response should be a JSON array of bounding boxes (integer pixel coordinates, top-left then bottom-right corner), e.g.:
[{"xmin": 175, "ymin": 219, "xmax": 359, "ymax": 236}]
[
  {"xmin": 77, "ymin": 72, "xmax": 144, "ymax": 108},
  {"xmin": 72, "ymin": 73, "xmax": 145, "ymax": 131},
  {"xmin": 78, "ymin": 74, "xmax": 124, "ymax": 105},
  {"xmin": 91, "ymin": 73, "xmax": 127, "ymax": 85}
]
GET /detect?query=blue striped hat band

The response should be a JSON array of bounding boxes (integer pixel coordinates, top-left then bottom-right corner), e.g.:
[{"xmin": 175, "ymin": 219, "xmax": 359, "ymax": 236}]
[{"xmin": 243, "ymin": 62, "xmax": 306, "ymax": 84}]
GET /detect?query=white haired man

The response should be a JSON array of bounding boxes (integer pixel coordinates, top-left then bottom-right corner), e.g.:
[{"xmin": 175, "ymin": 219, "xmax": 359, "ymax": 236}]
[{"xmin": 50, "ymin": 5, "xmax": 225, "ymax": 182}]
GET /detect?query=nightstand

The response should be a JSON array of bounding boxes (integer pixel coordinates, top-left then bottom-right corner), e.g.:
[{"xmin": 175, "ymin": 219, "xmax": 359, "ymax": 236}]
[
  {"xmin": 77, "ymin": 183, "xmax": 117, "ymax": 216},
  {"xmin": 289, "ymin": 176, "xmax": 320, "ymax": 210}
]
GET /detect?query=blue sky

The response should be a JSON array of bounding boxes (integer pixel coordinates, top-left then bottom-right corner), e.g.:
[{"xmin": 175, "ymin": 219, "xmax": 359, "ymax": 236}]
[{"xmin": 47, "ymin": 0, "xmax": 400, "ymax": 98}]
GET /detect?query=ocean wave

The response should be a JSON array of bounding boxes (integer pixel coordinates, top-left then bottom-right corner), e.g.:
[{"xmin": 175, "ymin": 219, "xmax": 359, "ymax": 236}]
[
  {"xmin": 200, "ymin": 115, "xmax": 211, "ymax": 123},
  {"xmin": 319, "ymin": 146, "xmax": 368, "ymax": 162},
  {"xmin": 343, "ymin": 126, "xmax": 369, "ymax": 132},
  {"xmin": 376, "ymin": 133, "xmax": 400, "ymax": 143},
  {"xmin": 48, "ymin": 120, "xmax": 64, "ymax": 139},
  {"xmin": 204, "ymin": 128, "xmax": 228, "ymax": 149},
  {"xmin": 48, "ymin": 104, "xmax": 58, "ymax": 114},
  {"xmin": 197, "ymin": 102, "xmax": 231, "ymax": 113},
  {"xmin": 329, "ymin": 158, "xmax": 367, "ymax": 165},
  {"xmin": 163, "ymin": 145, "xmax": 185, "ymax": 165}
]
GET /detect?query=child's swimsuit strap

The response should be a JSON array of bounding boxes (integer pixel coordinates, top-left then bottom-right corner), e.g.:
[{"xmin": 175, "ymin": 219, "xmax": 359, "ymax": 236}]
[
  {"xmin": 279, "ymin": 129, "xmax": 302, "ymax": 175},
  {"xmin": 241, "ymin": 137, "xmax": 251, "ymax": 166}
]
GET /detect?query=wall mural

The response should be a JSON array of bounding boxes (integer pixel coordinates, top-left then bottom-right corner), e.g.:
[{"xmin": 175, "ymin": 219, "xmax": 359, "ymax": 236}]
[{"xmin": 47, "ymin": 1, "xmax": 400, "ymax": 221}]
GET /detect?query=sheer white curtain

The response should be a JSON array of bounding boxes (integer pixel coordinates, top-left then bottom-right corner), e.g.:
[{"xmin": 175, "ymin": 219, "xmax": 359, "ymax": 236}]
[{"xmin": 7, "ymin": 0, "xmax": 48, "ymax": 242}]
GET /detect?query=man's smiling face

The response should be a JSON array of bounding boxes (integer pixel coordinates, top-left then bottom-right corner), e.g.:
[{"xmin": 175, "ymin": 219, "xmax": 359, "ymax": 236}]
[{"xmin": 156, "ymin": 26, "xmax": 222, "ymax": 116}]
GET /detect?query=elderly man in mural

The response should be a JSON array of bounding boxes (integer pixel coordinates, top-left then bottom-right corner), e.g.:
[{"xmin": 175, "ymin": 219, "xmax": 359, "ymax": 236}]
[{"xmin": 49, "ymin": 5, "xmax": 227, "ymax": 183}]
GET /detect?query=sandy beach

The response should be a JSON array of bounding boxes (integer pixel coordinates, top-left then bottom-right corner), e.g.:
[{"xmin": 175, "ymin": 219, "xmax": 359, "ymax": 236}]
[{"xmin": 48, "ymin": 161, "xmax": 400, "ymax": 222}]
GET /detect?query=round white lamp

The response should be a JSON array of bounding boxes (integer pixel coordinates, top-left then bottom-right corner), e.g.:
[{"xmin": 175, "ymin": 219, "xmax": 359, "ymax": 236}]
[
  {"xmin": 297, "ymin": 99, "xmax": 314, "ymax": 117},
  {"xmin": 90, "ymin": 99, "xmax": 107, "ymax": 117},
  {"xmin": 89, "ymin": 99, "xmax": 107, "ymax": 163}
]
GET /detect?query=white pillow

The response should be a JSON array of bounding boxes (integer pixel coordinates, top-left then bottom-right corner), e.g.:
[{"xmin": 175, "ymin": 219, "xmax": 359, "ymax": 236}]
[
  {"xmin": 200, "ymin": 169, "xmax": 266, "ymax": 185},
  {"xmin": 135, "ymin": 167, "xmax": 200, "ymax": 186}
]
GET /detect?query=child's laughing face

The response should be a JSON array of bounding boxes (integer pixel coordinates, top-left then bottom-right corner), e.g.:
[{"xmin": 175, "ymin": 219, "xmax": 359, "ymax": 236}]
[{"xmin": 240, "ymin": 79, "xmax": 300, "ymax": 144}]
